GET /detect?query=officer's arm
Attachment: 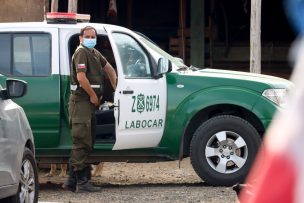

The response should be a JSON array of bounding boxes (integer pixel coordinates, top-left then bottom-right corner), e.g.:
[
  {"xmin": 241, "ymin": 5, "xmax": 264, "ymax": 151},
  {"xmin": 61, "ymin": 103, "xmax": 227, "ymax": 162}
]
[
  {"xmin": 103, "ymin": 62, "xmax": 117, "ymax": 90},
  {"xmin": 77, "ymin": 72, "xmax": 99, "ymax": 106}
]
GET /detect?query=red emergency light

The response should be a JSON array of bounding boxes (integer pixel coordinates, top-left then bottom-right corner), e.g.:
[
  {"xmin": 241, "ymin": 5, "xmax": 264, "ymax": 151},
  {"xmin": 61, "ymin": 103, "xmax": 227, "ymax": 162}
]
[{"xmin": 46, "ymin": 12, "xmax": 90, "ymax": 24}]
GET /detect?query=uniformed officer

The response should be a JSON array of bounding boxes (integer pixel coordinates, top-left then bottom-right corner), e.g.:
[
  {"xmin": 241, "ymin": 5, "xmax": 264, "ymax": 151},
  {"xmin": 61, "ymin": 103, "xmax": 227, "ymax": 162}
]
[{"xmin": 63, "ymin": 26, "xmax": 116, "ymax": 193}]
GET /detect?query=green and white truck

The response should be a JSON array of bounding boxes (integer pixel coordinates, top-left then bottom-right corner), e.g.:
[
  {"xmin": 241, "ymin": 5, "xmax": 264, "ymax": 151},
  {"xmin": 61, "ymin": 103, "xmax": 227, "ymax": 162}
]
[{"xmin": 0, "ymin": 13, "xmax": 291, "ymax": 186}]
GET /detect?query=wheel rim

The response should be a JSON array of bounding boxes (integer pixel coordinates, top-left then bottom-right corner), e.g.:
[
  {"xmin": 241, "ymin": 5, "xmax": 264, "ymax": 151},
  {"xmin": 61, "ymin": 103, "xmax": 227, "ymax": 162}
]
[
  {"xmin": 19, "ymin": 159, "xmax": 36, "ymax": 203},
  {"xmin": 205, "ymin": 131, "xmax": 248, "ymax": 174}
]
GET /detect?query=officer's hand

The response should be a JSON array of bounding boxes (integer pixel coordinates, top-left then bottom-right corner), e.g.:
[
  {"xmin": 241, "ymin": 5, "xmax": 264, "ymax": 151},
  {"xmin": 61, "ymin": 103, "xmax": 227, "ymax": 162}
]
[{"xmin": 90, "ymin": 94, "xmax": 99, "ymax": 107}]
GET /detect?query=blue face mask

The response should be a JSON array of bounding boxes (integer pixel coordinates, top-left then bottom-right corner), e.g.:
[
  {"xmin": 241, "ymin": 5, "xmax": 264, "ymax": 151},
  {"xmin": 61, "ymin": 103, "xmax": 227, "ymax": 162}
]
[{"xmin": 82, "ymin": 38, "xmax": 96, "ymax": 49}]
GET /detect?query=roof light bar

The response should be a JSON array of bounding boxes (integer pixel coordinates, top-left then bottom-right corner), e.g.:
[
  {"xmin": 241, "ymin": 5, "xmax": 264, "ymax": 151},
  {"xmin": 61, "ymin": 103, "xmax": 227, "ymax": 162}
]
[
  {"xmin": 76, "ymin": 14, "xmax": 91, "ymax": 22},
  {"xmin": 46, "ymin": 12, "xmax": 91, "ymax": 24}
]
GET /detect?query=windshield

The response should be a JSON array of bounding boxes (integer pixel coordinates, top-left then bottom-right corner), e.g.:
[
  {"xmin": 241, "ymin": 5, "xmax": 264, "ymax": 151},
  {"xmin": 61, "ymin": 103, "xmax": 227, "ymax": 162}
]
[{"xmin": 138, "ymin": 36, "xmax": 188, "ymax": 70}]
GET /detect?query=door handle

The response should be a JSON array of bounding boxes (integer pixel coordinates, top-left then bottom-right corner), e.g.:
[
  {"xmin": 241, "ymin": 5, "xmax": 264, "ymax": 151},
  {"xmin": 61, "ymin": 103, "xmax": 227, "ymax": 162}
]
[{"xmin": 122, "ymin": 90, "xmax": 134, "ymax": 94}]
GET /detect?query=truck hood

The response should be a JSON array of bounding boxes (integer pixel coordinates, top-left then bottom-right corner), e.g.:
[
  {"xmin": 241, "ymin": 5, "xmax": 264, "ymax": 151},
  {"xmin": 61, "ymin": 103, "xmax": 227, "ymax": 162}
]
[{"xmin": 176, "ymin": 68, "xmax": 292, "ymax": 91}]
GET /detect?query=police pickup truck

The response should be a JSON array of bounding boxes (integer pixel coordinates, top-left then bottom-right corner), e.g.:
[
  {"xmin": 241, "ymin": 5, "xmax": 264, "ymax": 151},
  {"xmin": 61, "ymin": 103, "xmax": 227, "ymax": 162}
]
[{"xmin": 0, "ymin": 13, "xmax": 291, "ymax": 186}]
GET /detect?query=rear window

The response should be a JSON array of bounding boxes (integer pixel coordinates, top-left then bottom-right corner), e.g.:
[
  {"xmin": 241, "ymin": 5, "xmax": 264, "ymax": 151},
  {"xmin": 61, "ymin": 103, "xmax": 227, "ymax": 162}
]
[{"xmin": 0, "ymin": 33, "xmax": 51, "ymax": 76}]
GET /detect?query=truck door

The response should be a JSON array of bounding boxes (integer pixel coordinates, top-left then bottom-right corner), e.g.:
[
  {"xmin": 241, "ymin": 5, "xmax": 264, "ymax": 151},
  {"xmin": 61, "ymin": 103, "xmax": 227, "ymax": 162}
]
[
  {"xmin": 0, "ymin": 28, "xmax": 60, "ymax": 148},
  {"xmin": 105, "ymin": 26, "xmax": 167, "ymax": 150}
]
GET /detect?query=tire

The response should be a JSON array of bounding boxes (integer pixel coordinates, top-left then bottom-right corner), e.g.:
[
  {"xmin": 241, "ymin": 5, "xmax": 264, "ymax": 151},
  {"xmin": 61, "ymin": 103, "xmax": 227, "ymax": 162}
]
[
  {"xmin": 190, "ymin": 115, "xmax": 261, "ymax": 186},
  {"xmin": 8, "ymin": 148, "xmax": 39, "ymax": 203}
]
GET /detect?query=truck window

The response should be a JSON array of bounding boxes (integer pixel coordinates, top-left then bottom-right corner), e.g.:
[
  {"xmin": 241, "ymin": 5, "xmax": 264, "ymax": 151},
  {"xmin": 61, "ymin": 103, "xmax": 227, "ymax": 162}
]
[
  {"xmin": 0, "ymin": 34, "xmax": 11, "ymax": 75},
  {"xmin": 0, "ymin": 33, "xmax": 51, "ymax": 76},
  {"xmin": 111, "ymin": 33, "xmax": 151, "ymax": 78}
]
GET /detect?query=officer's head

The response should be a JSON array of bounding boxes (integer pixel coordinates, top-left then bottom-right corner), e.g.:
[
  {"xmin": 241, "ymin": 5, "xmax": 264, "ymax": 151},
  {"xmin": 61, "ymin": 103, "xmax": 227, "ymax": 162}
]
[{"xmin": 79, "ymin": 26, "xmax": 97, "ymax": 49}]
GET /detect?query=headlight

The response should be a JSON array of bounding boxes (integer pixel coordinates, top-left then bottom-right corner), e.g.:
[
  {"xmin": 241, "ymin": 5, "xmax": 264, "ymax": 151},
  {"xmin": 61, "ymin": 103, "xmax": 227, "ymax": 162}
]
[{"xmin": 262, "ymin": 88, "xmax": 288, "ymax": 108}]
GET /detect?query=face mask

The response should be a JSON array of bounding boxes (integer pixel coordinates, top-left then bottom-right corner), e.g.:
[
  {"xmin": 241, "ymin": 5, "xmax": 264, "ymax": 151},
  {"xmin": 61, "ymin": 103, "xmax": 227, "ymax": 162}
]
[{"xmin": 82, "ymin": 38, "xmax": 96, "ymax": 49}]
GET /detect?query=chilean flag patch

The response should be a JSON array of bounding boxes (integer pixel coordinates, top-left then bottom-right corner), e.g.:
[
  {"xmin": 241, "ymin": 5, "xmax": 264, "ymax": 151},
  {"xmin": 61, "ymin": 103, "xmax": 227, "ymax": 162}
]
[{"xmin": 78, "ymin": 64, "xmax": 86, "ymax": 69}]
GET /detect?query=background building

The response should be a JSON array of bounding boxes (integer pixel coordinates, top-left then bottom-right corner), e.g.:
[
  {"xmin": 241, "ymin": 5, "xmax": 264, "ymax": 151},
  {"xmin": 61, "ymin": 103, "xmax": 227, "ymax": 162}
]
[
  {"xmin": 0, "ymin": 0, "xmax": 45, "ymax": 22},
  {"xmin": 0, "ymin": 0, "xmax": 294, "ymax": 78}
]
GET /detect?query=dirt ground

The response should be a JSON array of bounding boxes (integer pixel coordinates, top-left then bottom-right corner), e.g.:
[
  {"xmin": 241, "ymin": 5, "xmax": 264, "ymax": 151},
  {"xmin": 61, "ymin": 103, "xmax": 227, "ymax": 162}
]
[
  {"xmin": 38, "ymin": 158, "xmax": 238, "ymax": 202},
  {"xmin": 39, "ymin": 158, "xmax": 202, "ymax": 185}
]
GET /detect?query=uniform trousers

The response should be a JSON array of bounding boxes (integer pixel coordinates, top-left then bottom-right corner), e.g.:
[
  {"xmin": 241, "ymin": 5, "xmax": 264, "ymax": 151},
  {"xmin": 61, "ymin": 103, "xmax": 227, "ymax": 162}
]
[{"xmin": 68, "ymin": 94, "xmax": 96, "ymax": 171}]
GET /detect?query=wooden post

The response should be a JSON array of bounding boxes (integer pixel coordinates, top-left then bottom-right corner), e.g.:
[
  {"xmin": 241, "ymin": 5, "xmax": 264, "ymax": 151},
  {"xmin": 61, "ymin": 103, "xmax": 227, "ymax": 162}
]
[
  {"xmin": 51, "ymin": 0, "xmax": 58, "ymax": 12},
  {"xmin": 44, "ymin": 0, "xmax": 49, "ymax": 20},
  {"xmin": 250, "ymin": 0, "xmax": 262, "ymax": 73},
  {"xmin": 127, "ymin": 0, "xmax": 133, "ymax": 29},
  {"xmin": 68, "ymin": 0, "xmax": 78, "ymax": 13},
  {"xmin": 190, "ymin": 0, "xmax": 205, "ymax": 68},
  {"xmin": 179, "ymin": 0, "xmax": 186, "ymax": 62}
]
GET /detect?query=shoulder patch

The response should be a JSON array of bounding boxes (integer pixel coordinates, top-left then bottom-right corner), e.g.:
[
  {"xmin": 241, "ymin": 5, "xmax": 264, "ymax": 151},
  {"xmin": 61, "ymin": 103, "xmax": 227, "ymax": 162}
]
[{"xmin": 78, "ymin": 64, "xmax": 86, "ymax": 69}]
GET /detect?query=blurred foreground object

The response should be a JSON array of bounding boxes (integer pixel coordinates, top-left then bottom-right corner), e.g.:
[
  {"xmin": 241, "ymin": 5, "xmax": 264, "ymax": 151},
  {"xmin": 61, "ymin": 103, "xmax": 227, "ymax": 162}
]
[
  {"xmin": 239, "ymin": 38, "xmax": 304, "ymax": 202},
  {"xmin": 284, "ymin": 0, "xmax": 304, "ymax": 35}
]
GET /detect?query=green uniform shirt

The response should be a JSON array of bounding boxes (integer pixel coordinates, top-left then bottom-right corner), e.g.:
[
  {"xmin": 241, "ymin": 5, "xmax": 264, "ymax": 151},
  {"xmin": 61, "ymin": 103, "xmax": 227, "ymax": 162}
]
[{"xmin": 71, "ymin": 44, "xmax": 107, "ymax": 99}]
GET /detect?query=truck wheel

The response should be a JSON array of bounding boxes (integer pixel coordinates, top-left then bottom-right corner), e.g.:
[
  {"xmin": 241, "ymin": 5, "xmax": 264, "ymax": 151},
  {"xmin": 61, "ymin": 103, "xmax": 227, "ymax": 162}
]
[
  {"xmin": 9, "ymin": 148, "xmax": 39, "ymax": 203},
  {"xmin": 190, "ymin": 115, "xmax": 261, "ymax": 186}
]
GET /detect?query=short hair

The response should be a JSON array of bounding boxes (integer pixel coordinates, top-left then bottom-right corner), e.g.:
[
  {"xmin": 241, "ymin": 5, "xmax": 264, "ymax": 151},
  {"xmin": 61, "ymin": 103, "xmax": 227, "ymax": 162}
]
[{"xmin": 80, "ymin": 26, "xmax": 97, "ymax": 36}]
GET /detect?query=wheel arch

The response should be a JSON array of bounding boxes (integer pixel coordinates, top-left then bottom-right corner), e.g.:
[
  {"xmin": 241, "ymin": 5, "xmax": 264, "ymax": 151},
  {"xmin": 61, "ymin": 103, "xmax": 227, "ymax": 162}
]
[
  {"xmin": 25, "ymin": 139, "xmax": 35, "ymax": 155},
  {"xmin": 181, "ymin": 104, "xmax": 265, "ymax": 158}
]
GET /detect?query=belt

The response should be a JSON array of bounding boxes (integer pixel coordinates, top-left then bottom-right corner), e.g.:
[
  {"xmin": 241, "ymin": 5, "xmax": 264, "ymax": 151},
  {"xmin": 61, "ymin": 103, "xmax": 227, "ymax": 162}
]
[{"xmin": 70, "ymin": 84, "xmax": 101, "ymax": 91}]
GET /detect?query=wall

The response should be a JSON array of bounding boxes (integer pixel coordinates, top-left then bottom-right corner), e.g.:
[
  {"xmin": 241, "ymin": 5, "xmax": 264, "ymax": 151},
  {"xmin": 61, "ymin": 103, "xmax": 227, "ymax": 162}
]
[{"xmin": 0, "ymin": 0, "xmax": 45, "ymax": 22}]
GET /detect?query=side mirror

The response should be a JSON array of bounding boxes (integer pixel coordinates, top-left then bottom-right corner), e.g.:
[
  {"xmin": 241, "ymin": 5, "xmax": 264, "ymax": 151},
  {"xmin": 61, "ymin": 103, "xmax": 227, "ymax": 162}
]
[
  {"xmin": 157, "ymin": 58, "xmax": 172, "ymax": 76},
  {"xmin": 3, "ymin": 79, "xmax": 28, "ymax": 99}
]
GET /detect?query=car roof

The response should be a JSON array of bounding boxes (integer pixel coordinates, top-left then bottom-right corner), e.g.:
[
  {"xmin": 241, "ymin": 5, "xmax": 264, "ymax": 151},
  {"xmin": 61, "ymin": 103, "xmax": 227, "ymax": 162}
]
[{"xmin": 0, "ymin": 21, "xmax": 127, "ymax": 32}]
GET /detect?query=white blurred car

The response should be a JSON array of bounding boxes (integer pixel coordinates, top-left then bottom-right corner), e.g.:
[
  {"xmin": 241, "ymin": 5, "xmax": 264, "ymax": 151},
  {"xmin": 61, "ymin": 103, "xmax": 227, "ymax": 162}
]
[{"xmin": 0, "ymin": 79, "xmax": 38, "ymax": 203}]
